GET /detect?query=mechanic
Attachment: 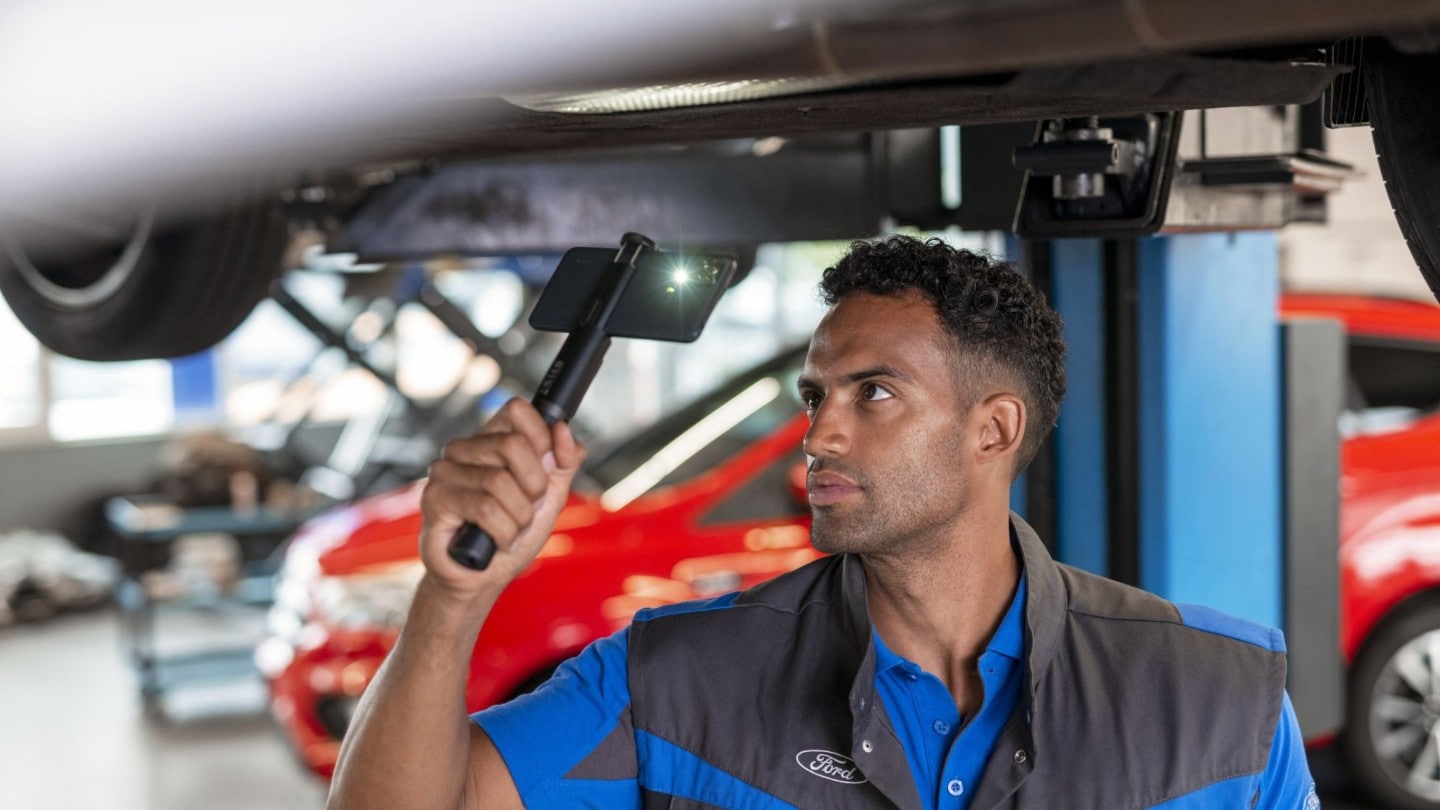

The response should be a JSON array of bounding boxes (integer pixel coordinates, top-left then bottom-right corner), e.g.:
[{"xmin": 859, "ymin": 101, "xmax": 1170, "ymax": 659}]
[{"xmin": 328, "ymin": 235, "xmax": 1317, "ymax": 809}]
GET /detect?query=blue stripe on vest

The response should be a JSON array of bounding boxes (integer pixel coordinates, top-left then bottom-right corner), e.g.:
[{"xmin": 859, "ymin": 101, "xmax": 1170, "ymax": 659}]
[
  {"xmin": 514, "ymin": 777, "xmax": 643, "ymax": 808},
  {"xmin": 1145, "ymin": 771, "xmax": 1260, "ymax": 809},
  {"xmin": 637, "ymin": 729, "xmax": 799, "ymax": 810},
  {"xmin": 1174, "ymin": 602, "xmax": 1287, "ymax": 652},
  {"xmin": 473, "ymin": 627, "xmax": 634, "ymax": 795},
  {"xmin": 634, "ymin": 590, "xmax": 743, "ymax": 623}
]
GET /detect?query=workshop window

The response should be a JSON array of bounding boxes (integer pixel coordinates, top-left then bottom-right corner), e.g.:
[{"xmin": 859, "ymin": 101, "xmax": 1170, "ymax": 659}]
[
  {"xmin": 1343, "ymin": 336, "xmax": 1440, "ymax": 435},
  {"xmin": 0, "ymin": 295, "xmax": 180, "ymax": 443},
  {"xmin": 394, "ymin": 302, "xmax": 479, "ymax": 401},
  {"xmin": 0, "ymin": 298, "xmax": 41, "ymax": 431},
  {"xmin": 47, "ymin": 355, "xmax": 174, "ymax": 442},
  {"xmin": 217, "ymin": 273, "xmax": 393, "ymax": 427}
]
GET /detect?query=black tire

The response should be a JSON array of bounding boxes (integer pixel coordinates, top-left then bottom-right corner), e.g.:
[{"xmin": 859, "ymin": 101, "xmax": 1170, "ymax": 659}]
[
  {"xmin": 1345, "ymin": 596, "xmax": 1440, "ymax": 809},
  {"xmin": 0, "ymin": 202, "xmax": 289, "ymax": 361},
  {"xmin": 1365, "ymin": 41, "xmax": 1440, "ymax": 302}
]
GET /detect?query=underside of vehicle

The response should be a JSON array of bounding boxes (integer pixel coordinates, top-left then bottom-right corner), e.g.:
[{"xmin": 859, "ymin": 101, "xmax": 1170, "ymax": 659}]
[{"xmin": 1, "ymin": 1, "xmax": 1438, "ymax": 361}]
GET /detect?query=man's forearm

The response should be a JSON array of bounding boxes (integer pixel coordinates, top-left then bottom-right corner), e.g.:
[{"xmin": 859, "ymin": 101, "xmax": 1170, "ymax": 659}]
[
  {"xmin": 327, "ymin": 402, "xmax": 583, "ymax": 807},
  {"xmin": 327, "ymin": 575, "xmax": 499, "ymax": 810}
]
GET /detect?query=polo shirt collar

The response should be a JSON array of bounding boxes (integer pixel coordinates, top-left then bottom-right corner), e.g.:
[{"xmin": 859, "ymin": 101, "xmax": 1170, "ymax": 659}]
[
  {"xmin": 841, "ymin": 513, "xmax": 1066, "ymax": 806},
  {"xmin": 841, "ymin": 513, "xmax": 1065, "ymax": 688},
  {"xmin": 840, "ymin": 553, "xmax": 919, "ymax": 809},
  {"xmin": 986, "ymin": 571, "xmax": 1027, "ymax": 662}
]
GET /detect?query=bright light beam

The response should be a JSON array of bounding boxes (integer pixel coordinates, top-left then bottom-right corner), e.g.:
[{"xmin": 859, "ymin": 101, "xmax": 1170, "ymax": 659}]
[{"xmin": 601, "ymin": 377, "xmax": 781, "ymax": 510}]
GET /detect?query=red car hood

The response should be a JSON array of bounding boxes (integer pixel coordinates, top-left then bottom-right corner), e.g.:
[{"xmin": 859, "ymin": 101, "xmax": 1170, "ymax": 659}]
[{"xmin": 299, "ymin": 483, "xmax": 596, "ymax": 577}]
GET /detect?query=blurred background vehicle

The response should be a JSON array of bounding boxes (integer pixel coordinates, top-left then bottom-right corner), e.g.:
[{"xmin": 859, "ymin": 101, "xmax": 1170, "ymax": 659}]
[{"xmin": 1284, "ymin": 293, "xmax": 1440, "ymax": 809}]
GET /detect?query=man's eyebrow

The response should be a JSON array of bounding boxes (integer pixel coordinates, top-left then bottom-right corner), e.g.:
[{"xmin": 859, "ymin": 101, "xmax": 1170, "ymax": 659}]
[
  {"xmin": 796, "ymin": 365, "xmax": 912, "ymax": 392},
  {"xmin": 844, "ymin": 365, "xmax": 911, "ymax": 384}
]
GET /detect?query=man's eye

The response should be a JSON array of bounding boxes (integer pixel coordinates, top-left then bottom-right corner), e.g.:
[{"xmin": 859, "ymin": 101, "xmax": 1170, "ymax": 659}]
[
  {"xmin": 862, "ymin": 383, "xmax": 893, "ymax": 402},
  {"xmin": 800, "ymin": 391, "xmax": 821, "ymax": 411}
]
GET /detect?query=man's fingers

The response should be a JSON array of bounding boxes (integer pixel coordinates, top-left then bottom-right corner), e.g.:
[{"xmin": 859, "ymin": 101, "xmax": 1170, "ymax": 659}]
[
  {"xmin": 426, "ymin": 459, "xmax": 537, "ymax": 532},
  {"xmin": 551, "ymin": 421, "xmax": 587, "ymax": 474},
  {"xmin": 419, "ymin": 400, "xmax": 587, "ymax": 584},
  {"xmin": 480, "ymin": 398, "xmax": 554, "ymax": 454},
  {"xmin": 465, "ymin": 495, "xmax": 522, "ymax": 550},
  {"xmin": 438, "ymin": 432, "xmax": 549, "ymax": 500},
  {"xmin": 423, "ymin": 477, "xmax": 522, "ymax": 547}
]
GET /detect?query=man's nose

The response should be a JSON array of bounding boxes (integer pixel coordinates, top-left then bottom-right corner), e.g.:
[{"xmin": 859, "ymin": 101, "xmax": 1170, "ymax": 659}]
[{"xmin": 803, "ymin": 399, "xmax": 850, "ymax": 459}]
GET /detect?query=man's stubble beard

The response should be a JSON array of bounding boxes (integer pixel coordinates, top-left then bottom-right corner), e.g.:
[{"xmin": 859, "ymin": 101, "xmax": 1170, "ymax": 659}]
[
  {"xmin": 810, "ymin": 462, "xmax": 971, "ymax": 557},
  {"xmin": 811, "ymin": 505, "xmax": 891, "ymax": 555}
]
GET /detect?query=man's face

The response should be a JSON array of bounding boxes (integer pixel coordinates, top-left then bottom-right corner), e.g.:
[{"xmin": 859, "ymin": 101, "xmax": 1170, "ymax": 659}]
[{"xmin": 798, "ymin": 291, "xmax": 974, "ymax": 555}]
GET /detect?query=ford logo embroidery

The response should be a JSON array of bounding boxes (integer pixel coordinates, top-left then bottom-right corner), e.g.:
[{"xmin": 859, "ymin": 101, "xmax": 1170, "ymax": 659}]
[{"xmin": 795, "ymin": 749, "xmax": 868, "ymax": 785}]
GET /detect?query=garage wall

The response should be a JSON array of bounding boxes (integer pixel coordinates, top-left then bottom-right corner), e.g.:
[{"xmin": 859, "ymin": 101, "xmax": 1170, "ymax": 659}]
[
  {"xmin": 0, "ymin": 423, "xmax": 346, "ymax": 545},
  {"xmin": 1281, "ymin": 125, "xmax": 1428, "ymax": 299},
  {"xmin": 0, "ymin": 436, "xmax": 165, "ymax": 543},
  {"xmin": 1183, "ymin": 110, "xmax": 1423, "ymax": 299}
]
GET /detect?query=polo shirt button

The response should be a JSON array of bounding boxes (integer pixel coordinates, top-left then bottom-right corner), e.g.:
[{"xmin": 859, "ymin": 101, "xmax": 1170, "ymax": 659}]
[
  {"xmin": 947, "ymin": 779, "xmax": 964, "ymax": 796},
  {"xmin": 1014, "ymin": 749, "xmax": 1028, "ymax": 764},
  {"xmin": 861, "ymin": 740, "xmax": 874, "ymax": 753},
  {"xmin": 932, "ymin": 720, "xmax": 950, "ymax": 735}
]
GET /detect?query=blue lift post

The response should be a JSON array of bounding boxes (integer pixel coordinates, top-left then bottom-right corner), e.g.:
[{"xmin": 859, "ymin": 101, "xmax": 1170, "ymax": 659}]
[
  {"xmin": 1044, "ymin": 233, "xmax": 1281, "ymax": 624},
  {"xmin": 1046, "ymin": 238, "xmax": 1109, "ymax": 576},
  {"xmin": 1041, "ymin": 231, "xmax": 1341, "ymax": 739},
  {"xmin": 1136, "ymin": 232, "xmax": 1284, "ymax": 629}
]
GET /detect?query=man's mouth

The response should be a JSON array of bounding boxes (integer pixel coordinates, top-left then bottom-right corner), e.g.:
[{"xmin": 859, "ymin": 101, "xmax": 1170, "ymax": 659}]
[{"xmin": 808, "ymin": 470, "xmax": 861, "ymax": 506}]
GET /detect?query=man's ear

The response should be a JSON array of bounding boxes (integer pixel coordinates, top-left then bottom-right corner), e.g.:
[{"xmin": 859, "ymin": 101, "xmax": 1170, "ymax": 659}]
[{"xmin": 974, "ymin": 393, "xmax": 1026, "ymax": 467}]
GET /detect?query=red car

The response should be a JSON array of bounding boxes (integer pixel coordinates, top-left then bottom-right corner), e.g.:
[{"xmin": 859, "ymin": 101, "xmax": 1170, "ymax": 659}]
[
  {"xmin": 1283, "ymin": 294, "xmax": 1440, "ymax": 809},
  {"xmin": 261, "ymin": 294, "xmax": 1440, "ymax": 808}
]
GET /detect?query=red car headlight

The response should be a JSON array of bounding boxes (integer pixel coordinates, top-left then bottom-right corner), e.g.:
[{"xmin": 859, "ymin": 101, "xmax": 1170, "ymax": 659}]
[{"xmin": 311, "ymin": 563, "xmax": 425, "ymax": 631}]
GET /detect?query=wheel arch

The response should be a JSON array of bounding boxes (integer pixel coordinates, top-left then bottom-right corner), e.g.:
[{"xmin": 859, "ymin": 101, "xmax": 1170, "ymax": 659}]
[{"xmin": 1349, "ymin": 586, "xmax": 1440, "ymax": 676}]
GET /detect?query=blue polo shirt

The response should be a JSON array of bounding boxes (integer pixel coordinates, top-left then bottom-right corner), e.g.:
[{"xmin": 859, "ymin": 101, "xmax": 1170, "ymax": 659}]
[
  {"xmin": 474, "ymin": 549, "xmax": 1317, "ymax": 808},
  {"xmin": 872, "ymin": 575, "xmax": 1026, "ymax": 810}
]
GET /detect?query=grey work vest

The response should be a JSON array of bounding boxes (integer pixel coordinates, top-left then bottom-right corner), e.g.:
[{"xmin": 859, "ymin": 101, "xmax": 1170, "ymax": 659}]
[{"xmin": 616, "ymin": 517, "xmax": 1286, "ymax": 809}]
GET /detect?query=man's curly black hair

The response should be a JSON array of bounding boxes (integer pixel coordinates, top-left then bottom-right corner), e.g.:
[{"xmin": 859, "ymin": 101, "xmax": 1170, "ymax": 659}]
[{"xmin": 819, "ymin": 235, "xmax": 1067, "ymax": 475}]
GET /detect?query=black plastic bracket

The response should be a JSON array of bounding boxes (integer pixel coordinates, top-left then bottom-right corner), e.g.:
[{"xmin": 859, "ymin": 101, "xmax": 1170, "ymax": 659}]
[{"xmin": 1013, "ymin": 112, "xmax": 1182, "ymax": 239}]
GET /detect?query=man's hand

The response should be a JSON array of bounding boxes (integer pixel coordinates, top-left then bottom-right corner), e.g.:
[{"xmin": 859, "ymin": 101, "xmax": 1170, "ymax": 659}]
[
  {"xmin": 329, "ymin": 398, "xmax": 584, "ymax": 810},
  {"xmin": 419, "ymin": 398, "xmax": 586, "ymax": 602}
]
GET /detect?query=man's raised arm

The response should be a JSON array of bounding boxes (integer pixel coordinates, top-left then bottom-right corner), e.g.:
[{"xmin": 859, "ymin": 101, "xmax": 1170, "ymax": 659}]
[{"xmin": 326, "ymin": 399, "xmax": 586, "ymax": 810}]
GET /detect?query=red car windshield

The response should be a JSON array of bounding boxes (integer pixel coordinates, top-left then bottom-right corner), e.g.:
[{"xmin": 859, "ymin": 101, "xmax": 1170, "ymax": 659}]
[{"xmin": 581, "ymin": 345, "xmax": 807, "ymax": 496}]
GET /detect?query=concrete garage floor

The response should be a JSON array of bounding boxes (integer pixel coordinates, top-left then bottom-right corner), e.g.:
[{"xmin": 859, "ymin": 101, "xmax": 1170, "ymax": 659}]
[
  {"xmin": 0, "ymin": 609, "xmax": 325, "ymax": 810},
  {"xmin": 0, "ymin": 608, "xmax": 1383, "ymax": 810}
]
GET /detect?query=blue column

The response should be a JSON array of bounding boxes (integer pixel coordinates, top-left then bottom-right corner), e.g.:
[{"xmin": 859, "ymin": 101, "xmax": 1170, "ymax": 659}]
[
  {"xmin": 1048, "ymin": 239, "xmax": 1108, "ymax": 575},
  {"xmin": 171, "ymin": 350, "xmax": 218, "ymax": 419},
  {"xmin": 1137, "ymin": 233, "xmax": 1282, "ymax": 629}
]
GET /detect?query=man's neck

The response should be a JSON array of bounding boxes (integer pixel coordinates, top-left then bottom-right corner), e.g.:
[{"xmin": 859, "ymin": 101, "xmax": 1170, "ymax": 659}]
[{"xmin": 861, "ymin": 505, "xmax": 1021, "ymax": 715}]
